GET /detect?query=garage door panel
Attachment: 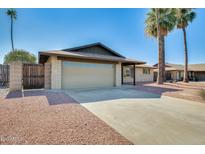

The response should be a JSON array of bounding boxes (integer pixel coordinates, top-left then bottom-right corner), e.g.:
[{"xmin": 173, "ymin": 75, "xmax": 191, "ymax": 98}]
[{"xmin": 62, "ymin": 61, "xmax": 115, "ymax": 89}]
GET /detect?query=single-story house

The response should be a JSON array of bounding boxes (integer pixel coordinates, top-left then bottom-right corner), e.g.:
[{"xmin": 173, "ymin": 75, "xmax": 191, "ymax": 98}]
[
  {"xmin": 153, "ymin": 63, "xmax": 205, "ymax": 81},
  {"xmin": 39, "ymin": 42, "xmax": 152, "ymax": 89}
]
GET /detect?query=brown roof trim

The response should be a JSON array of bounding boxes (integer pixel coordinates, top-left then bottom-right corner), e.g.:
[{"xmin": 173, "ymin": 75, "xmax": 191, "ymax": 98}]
[{"xmin": 58, "ymin": 56, "xmax": 118, "ymax": 64}]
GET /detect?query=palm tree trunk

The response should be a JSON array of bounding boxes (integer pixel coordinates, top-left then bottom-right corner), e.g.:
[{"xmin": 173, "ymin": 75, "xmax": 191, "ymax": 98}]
[
  {"xmin": 156, "ymin": 8, "xmax": 164, "ymax": 84},
  {"xmin": 183, "ymin": 28, "xmax": 189, "ymax": 82},
  {"xmin": 157, "ymin": 35, "xmax": 164, "ymax": 84},
  {"xmin": 11, "ymin": 17, "xmax": 14, "ymax": 52},
  {"xmin": 162, "ymin": 36, "xmax": 166, "ymax": 82}
]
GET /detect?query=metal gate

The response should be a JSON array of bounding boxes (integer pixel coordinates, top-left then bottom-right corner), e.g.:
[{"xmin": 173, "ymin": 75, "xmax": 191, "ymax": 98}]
[
  {"xmin": 23, "ymin": 63, "xmax": 44, "ymax": 89},
  {"xmin": 0, "ymin": 64, "xmax": 9, "ymax": 87}
]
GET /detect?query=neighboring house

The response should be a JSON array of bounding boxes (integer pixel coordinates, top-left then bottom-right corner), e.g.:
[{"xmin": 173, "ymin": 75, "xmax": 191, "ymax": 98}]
[
  {"xmin": 39, "ymin": 42, "xmax": 150, "ymax": 89},
  {"xmin": 153, "ymin": 63, "xmax": 205, "ymax": 81},
  {"xmin": 123, "ymin": 64, "xmax": 155, "ymax": 84}
]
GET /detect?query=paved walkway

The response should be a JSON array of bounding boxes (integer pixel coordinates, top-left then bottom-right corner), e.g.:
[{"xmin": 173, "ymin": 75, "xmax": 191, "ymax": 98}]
[
  {"xmin": 0, "ymin": 90, "xmax": 131, "ymax": 144},
  {"xmin": 82, "ymin": 96, "xmax": 205, "ymax": 144}
]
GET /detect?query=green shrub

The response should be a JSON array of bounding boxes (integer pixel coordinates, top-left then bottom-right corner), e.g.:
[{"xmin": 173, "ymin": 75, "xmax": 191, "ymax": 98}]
[{"xmin": 4, "ymin": 49, "xmax": 36, "ymax": 64}]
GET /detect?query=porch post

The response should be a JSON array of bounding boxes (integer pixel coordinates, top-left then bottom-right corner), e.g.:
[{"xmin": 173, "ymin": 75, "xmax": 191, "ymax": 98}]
[
  {"xmin": 44, "ymin": 62, "xmax": 51, "ymax": 89},
  {"xmin": 121, "ymin": 64, "xmax": 123, "ymax": 85},
  {"xmin": 133, "ymin": 64, "xmax": 136, "ymax": 85},
  {"xmin": 50, "ymin": 56, "xmax": 62, "ymax": 89},
  {"xmin": 115, "ymin": 62, "xmax": 122, "ymax": 86}
]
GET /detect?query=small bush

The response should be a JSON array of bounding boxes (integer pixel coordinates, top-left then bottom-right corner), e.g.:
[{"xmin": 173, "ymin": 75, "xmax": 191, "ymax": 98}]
[
  {"xmin": 200, "ymin": 90, "xmax": 205, "ymax": 100},
  {"xmin": 4, "ymin": 49, "xmax": 36, "ymax": 64}
]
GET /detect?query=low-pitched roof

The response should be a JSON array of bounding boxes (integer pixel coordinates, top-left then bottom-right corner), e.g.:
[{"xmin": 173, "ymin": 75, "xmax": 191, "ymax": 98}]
[
  {"xmin": 62, "ymin": 42, "xmax": 125, "ymax": 58},
  {"xmin": 135, "ymin": 64, "xmax": 156, "ymax": 69},
  {"xmin": 189, "ymin": 64, "xmax": 205, "ymax": 71},
  {"xmin": 165, "ymin": 63, "xmax": 184, "ymax": 71},
  {"xmin": 39, "ymin": 43, "xmax": 145, "ymax": 64},
  {"xmin": 154, "ymin": 63, "xmax": 205, "ymax": 72}
]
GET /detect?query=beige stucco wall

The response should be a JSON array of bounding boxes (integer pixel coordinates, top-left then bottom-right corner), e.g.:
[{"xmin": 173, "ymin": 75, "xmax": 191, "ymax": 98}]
[
  {"xmin": 44, "ymin": 62, "xmax": 51, "ymax": 89},
  {"xmin": 9, "ymin": 61, "xmax": 22, "ymax": 91},
  {"xmin": 50, "ymin": 56, "xmax": 62, "ymax": 89},
  {"xmin": 135, "ymin": 67, "xmax": 154, "ymax": 82},
  {"xmin": 115, "ymin": 62, "xmax": 121, "ymax": 86}
]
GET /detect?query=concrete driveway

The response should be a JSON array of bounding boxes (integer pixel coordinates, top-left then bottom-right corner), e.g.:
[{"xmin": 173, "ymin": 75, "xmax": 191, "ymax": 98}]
[
  {"xmin": 65, "ymin": 86, "xmax": 160, "ymax": 103},
  {"xmin": 65, "ymin": 87, "xmax": 205, "ymax": 144}
]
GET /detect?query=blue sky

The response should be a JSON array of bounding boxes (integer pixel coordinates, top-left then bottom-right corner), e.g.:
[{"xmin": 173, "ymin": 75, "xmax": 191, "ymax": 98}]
[{"xmin": 0, "ymin": 8, "xmax": 204, "ymax": 64}]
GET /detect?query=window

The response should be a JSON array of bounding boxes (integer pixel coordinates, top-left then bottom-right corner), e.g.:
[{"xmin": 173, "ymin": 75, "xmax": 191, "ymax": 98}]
[{"xmin": 143, "ymin": 68, "xmax": 150, "ymax": 74}]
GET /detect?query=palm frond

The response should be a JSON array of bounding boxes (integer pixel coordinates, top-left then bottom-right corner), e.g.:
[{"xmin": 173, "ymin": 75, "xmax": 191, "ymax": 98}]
[
  {"xmin": 6, "ymin": 8, "xmax": 17, "ymax": 19},
  {"xmin": 175, "ymin": 8, "xmax": 196, "ymax": 28},
  {"xmin": 145, "ymin": 8, "xmax": 176, "ymax": 38}
]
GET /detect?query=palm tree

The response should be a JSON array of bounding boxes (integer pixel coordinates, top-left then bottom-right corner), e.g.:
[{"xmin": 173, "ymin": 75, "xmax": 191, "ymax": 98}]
[
  {"xmin": 175, "ymin": 9, "xmax": 196, "ymax": 82},
  {"xmin": 145, "ymin": 8, "xmax": 176, "ymax": 84},
  {"xmin": 6, "ymin": 9, "xmax": 17, "ymax": 52}
]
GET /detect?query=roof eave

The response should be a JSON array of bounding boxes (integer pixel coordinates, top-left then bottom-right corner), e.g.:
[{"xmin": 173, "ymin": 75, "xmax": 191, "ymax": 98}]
[{"xmin": 39, "ymin": 51, "xmax": 145, "ymax": 64}]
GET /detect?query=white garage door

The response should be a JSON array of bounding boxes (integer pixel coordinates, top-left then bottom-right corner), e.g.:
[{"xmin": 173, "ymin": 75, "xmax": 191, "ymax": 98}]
[{"xmin": 62, "ymin": 61, "xmax": 115, "ymax": 89}]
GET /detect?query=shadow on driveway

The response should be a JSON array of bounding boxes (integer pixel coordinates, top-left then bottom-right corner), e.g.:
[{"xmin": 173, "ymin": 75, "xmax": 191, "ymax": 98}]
[{"xmin": 5, "ymin": 89, "xmax": 78, "ymax": 105}]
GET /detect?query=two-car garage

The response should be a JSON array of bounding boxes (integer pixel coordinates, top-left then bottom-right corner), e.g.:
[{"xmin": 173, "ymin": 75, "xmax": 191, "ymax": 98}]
[{"xmin": 62, "ymin": 61, "xmax": 115, "ymax": 89}]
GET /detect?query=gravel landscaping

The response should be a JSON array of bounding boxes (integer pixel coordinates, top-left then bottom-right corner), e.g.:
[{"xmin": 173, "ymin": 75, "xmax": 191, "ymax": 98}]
[
  {"xmin": 0, "ymin": 88, "xmax": 8, "ymax": 100},
  {"xmin": 0, "ymin": 90, "xmax": 131, "ymax": 145},
  {"xmin": 134, "ymin": 82, "xmax": 205, "ymax": 103}
]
